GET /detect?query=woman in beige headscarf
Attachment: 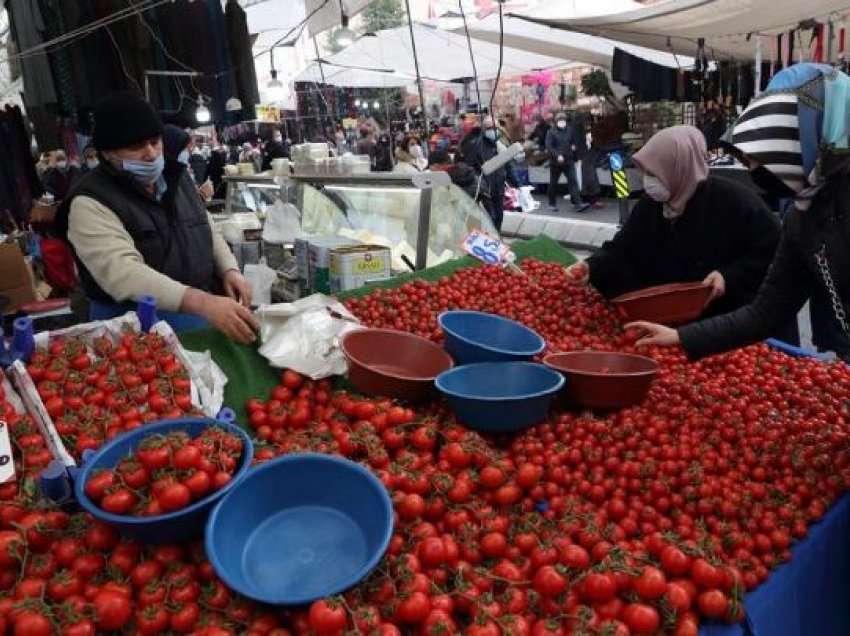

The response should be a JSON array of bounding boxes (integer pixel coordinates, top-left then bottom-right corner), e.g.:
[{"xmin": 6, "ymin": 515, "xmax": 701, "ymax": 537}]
[{"xmin": 566, "ymin": 125, "xmax": 794, "ymax": 330}]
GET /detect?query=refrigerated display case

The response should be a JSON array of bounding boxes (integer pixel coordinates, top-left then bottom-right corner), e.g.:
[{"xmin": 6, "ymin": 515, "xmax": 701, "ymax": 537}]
[{"xmin": 221, "ymin": 172, "xmax": 498, "ymax": 271}]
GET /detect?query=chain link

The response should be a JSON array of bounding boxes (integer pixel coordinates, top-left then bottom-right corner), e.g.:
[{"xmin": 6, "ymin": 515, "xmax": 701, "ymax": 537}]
[{"xmin": 815, "ymin": 244, "xmax": 850, "ymax": 336}]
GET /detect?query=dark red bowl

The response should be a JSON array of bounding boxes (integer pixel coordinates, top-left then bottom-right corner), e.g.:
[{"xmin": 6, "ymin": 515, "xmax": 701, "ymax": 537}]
[
  {"xmin": 544, "ymin": 351, "xmax": 658, "ymax": 410},
  {"xmin": 341, "ymin": 329, "xmax": 454, "ymax": 403},
  {"xmin": 612, "ymin": 282, "xmax": 712, "ymax": 326}
]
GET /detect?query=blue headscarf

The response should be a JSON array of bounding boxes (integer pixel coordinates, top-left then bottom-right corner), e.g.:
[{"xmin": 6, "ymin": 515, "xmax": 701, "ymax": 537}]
[{"xmin": 729, "ymin": 63, "xmax": 850, "ymax": 209}]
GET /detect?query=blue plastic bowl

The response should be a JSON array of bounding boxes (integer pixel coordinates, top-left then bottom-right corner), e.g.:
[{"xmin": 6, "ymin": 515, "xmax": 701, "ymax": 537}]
[
  {"xmin": 439, "ymin": 311, "xmax": 545, "ymax": 364},
  {"xmin": 205, "ymin": 453, "xmax": 394, "ymax": 606},
  {"xmin": 435, "ymin": 362, "xmax": 565, "ymax": 432},
  {"xmin": 74, "ymin": 418, "xmax": 253, "ymax": 544}
]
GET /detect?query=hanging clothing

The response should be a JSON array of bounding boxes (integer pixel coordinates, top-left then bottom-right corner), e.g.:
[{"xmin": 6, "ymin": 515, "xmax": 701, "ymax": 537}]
[
  {"xmin": 612, "ymin": 48, "xmax": 677, "ymax": 101},
  {"xmin": 6, "ymin": 0, "xmax": 58, "ymax": 107},
  {"xmin": 0, "ymin": 105, "xmax": 44, "ymax": 227},
  {"xmin": 225, "ymin": 0, "xmax": 260, "ymax": 120}
]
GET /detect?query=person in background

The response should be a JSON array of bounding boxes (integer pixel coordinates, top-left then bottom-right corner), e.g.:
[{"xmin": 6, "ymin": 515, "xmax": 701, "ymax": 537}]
[
  {"xmin": 35, "ymin": 152, "xmax": 52, "ymax": 179},
  {"xmin": 355, "ymin": 126, "xmax": 377, "ymax": 168},
  {"xmin": 55, "ymin": 92, "xmax": 257, "ymax": 342},
  {"xmin": 334, "ymin": 127, "xmax": 349, "ymax": 155},
  {"xmin": 374, "ymin": 132, "xmax": 394, "ymax": 172},
  {"xmin": 567, "ymin": 124, "xmax": 796, "ymax": 339},
  {"xmin": 629, "ymin": 65, "xmax": 850, "ymax": 361},
  {"xmin": 206, "ymin": 146, "xmax": 228, "ymax": 199},
  {"xmin": 394, "ymin": 134, "xmax": 427, "ymax": 173},
  {"xmin": 429, "ymin": 149, "xmax": 478, "ymax": 200},
  {"xmin": 529, "ymin": 113, "xmax": 552, "ymax": 151},
  {"xmin": 262, "ymin": 129, "xmax": 290, "ymax": 171},
  {"xmin": 189, "ymin": 144, "xmax": 209, "ymax": 185},
  {"xmin": 81, "ymin": 146, "xmax": 99, "ymax": 173},
  {"xmin": 163, "ymin": 125, "xmax": 214, "ymax": 203},
  {"xmin": 42, "ymin": 149, "xmax": 82, "ymax": 201},
  {"xmin": 460, "ymin": 115, "xmax": 518, "ymax": 232},
  {"xmin": 546, "ymin": 112, "xmax": 588, "ymax": 213}
]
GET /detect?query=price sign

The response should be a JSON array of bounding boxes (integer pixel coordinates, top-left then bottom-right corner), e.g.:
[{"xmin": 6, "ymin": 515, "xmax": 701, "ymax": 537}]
[
  {"xmin": 462, "ymin": 230, "xmax": 513, "ymax": 265},
  {"xmin": 0, "ymin": 421, "xmax": 15, "ymax": 484}
]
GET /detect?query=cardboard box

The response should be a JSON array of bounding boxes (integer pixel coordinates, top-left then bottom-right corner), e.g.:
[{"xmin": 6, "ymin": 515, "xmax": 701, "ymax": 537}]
[
  {"xmin": 295, "ymin": 236, "xmax": 359, "ymax": 295},
  {"xmin": 0, "ymin": 244, "xmax": 36, "ymax": 314},
  {"xmin": 329, "ymin": 245, "xmax": 392, "ymax": 293}
]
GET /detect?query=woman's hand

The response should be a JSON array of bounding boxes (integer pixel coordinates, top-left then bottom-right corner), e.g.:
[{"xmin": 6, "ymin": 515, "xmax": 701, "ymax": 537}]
[
  {"xmin": 565, "ymin": 261, "xmax": 590, "ymax": 285},
  {"xmin": 703, "ymin": 270, "xmax": 726, "ymax": 303},
  {"xmin": 223, "ymin": 269, "xmax": 253, "ymax": 307},
  {"xmin": 625, "ymin": 321, "xmax": 681, "ymax": 347}
]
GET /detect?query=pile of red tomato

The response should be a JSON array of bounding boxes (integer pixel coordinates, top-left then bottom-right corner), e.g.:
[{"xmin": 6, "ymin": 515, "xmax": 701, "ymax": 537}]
[
  {"xmin": 25, "ymin": 331, "xmax": 201, "ymax": 460},
  {"xmin": 0, "ymin": 258, "xmax": 847, "ymax": 635},
  {"xmin": 84, "ymin": 427, "xmax": 243, "ymax": 516}
]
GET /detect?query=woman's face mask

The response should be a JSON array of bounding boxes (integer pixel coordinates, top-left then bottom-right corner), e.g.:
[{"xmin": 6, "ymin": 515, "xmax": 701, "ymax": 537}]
[
  {"xmin": 177, "ymin": 149, "xmax": 191, "ymax": 165},
  {"xmin": 409, "ymin": 144, "xmax": 423, "ymax": 159},
  {"xmin": 556, "ymin": 120, "xmax": 567, "ymax": 129},
  {"xmin": 85, "ymin": 158, "xmax": 99, "ymax": 170},
  {"xmin": 483, "ymin": 128, "xmax": 498, "ymax": 142},
  {"xmin": 643, "ymin": 174, "xmax": 671, "ymax": 203}
]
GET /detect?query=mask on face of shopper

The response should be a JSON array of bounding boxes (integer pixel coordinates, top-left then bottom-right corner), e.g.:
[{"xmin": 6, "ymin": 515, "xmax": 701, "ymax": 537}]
[
  {"xmin": 483, "ymin": 128, "xmax": 497, "ymax": 142},
  {"xmin": 177, "ymin": 149, "xmax": 190, "ymax": 165},
  {"xmin": 556, "ymin": 120, "xmax": 567, "ymax": 130},
  {"xmin": 85, "ymin": 158, "xmax": 99, "ymax": 170},
  {"xmin": 56, "ymin": 160, "xmax": 67, "ymax": 170},
  {"xmin": 122, "ymin": 155, "xmax": 165, "ymax": 186},
  {"xmin": 409, "ymin": 144, "xmax": 423, "ymax": 159},
  {"xmin": 643, "ymin": 174, "xmax": 671, "ymax": 203}
]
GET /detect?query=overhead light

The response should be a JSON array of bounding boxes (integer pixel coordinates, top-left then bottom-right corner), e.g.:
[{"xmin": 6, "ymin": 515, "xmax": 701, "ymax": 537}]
[
  {"xmin": 354, "ymin": 99, "xmax": 361, "ymax": 107},
  {"xmin": 373, "ymin": 100, "xmax": 380, "ymax": 109},
  {"xmin": 225, "ymin": 97, "xmax": 242, "ymax": 112},
  {"xmin": 363, "ymin": 102, "xmax": 369, "ymax": 110},
  {"xmin": 334, "ymin": 12, "xmax": 356, "ymax": 48},
  {"xmin": 267, "ymin": 69, "xmax": 285, "ymax": 102},
  {"xmin": 195, "ymin": 96, "xmax": 211, "ymax": 124}
]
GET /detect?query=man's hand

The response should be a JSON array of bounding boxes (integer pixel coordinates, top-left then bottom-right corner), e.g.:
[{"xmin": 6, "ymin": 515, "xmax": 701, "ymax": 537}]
[
  {"xmin": 223, "ymin": 269, "xmax": 253, "ymax": 307},
  {"xmin": 182, "ymin": 288, "xmax": 259, "ymax": 345},
  {"xmin": 703, "ymin": 270, "xmax": 726, "ymax": 304},
  {"xmin": 198, "ymin": 180, "xmax": 214, "ymax": 202},
  {"xmin": 625, "ymin": 321, "xmax": 681, "ymax": 347},
  {"xmin": 565, "ymin": 261, "xmax": 590, "ymax": 285}
]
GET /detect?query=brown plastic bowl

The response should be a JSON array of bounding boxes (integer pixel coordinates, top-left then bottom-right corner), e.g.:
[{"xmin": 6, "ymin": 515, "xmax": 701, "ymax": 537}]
[
  {"xmin": 544, "ymin": 351, "xmax": 658, "ymax": 410},
  {"xmin": 341, "ymin": 328, "xmax": 454, "ymax": 403},
  {"xmin": 612, "ymin": 282, "xmax": 712, "ymax": 326}
]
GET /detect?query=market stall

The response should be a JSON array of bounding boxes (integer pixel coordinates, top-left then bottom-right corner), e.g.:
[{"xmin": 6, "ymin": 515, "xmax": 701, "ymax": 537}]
[{"xmin": 1, "ymin": 239, "xmax": 849, "ymax": 635}]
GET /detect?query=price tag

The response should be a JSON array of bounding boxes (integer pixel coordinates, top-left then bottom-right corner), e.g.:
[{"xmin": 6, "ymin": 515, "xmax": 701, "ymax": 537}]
[
  {"xmin": 0, "ymin": 421, "xmax": 15, "ymax": 484},
  {"xmin": 462, "ymin": 230, "xmax": 513, "ymax": 266}
]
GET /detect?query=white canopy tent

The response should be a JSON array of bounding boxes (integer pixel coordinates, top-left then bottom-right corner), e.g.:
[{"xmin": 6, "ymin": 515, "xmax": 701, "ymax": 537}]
[
  {"xmin": 294, "ymin": 63, "xmax": 416, "ymax": 88},
  {"xmin": 299, "ymin": 24, "xmax": 574, "ymax": 86},
  {"xmin": 510, "ymin": 0, "xmax": 849, "ymax": 60},
  {"xmin": 445, "ymin": 13, "xmax": 693, "ymax": 71}
]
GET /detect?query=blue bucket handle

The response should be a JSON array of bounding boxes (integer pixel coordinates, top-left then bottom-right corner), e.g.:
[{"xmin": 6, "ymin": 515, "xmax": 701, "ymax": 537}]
[
  {"xmin": 137, "ymin": 295, "xmax": 159, "ymax": 332},
  {"xmin": 39, "ymin": 459, "xmax": 72, "ymax": 503},
  {"xmin": 11, "ymin": 316, "xmax": 34, "ymax": 362}
]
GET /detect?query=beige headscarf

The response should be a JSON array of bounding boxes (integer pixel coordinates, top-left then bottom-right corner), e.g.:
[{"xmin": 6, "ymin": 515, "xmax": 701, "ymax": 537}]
[{"xmin": 633, "ymin": 125, "xmax": 709, "ymax": 216}]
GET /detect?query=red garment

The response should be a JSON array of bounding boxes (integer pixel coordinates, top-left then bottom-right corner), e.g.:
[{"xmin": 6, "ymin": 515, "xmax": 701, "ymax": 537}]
[{"xmin": 40, "ymin": 238, "xmax": 78, "ymax": 292}]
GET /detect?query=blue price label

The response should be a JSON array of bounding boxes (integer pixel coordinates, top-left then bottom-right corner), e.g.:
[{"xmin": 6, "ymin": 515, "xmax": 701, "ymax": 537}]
[
  {"xmin": 472, "ymin": 245, "xmax": 500, "ymax": 264},
  {"xmin": 609, "ymin": 153, "xmax": 623, "ymax": 171}
]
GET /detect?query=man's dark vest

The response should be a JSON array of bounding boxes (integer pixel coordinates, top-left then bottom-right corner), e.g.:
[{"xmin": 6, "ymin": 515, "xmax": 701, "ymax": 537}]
[{"xmin": 55, "ymin": 162, "xmax": 215, "ymax": 305}]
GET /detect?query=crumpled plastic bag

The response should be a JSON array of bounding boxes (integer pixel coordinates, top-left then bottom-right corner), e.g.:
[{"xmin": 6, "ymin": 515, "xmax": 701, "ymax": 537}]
[
  {"xmin": 517, "ymin": 186, "xmax": 539, "ymax": 213},
  {"xmin": 257, "ymin": 294, "xmax": 361, "ymax": 379},
  {"xmin": 262, "ymin": 200, "xmax": 303, "ymax": 244},
  {"xmin": 243, "ymin": 263, "xmax": 278, "ymax": 306}
]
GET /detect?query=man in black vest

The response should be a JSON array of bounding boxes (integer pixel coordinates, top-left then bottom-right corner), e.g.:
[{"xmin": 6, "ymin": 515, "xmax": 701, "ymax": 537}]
[{"xmin": 56, "ymin": 93, "xmax": 259, "ymax": 343}]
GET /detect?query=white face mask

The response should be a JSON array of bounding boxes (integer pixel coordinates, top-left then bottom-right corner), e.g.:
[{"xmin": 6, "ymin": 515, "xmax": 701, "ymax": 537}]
[
  {"xmin": 56, "ymin": 160, "xmax": 67, "ymax": 170},
  {"xmin": 556, "ymin": 121, "xmax": 567, "ymax": 129},
  {"xmin": 643, "ymin": 174, "xmax": 671, "ymax": 203},
  {"xmin": 85, "ymin": 158, "xmax": 99, "ymax": 169},
  {"xmin": 409, "ymin": 144, "xmax": 423, "ymax": 159}
]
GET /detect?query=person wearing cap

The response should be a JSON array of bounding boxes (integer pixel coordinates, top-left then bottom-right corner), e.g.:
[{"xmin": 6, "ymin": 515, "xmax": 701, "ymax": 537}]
[{"xmin": 55, "ymin": 92, "xmax": 258, "ymax": 344}]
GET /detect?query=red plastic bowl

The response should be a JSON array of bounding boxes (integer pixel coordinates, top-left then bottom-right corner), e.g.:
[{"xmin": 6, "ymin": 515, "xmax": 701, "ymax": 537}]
[
  {"xmin": 612, "ymin": 282, "xmax": 712, "ymax": 326},
  {"xmin": 341, "ymin": 329, "xmax": 454, "ymax": 402},
  {"xmin": 544, "ymin": 351, "xmax": 658, "ymax": 410}
]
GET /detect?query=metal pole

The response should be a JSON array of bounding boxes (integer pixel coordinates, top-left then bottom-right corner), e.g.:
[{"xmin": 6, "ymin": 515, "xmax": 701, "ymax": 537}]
[
  {"xmin": 403, "ymin": 0, "xmax": 429, "ymax": 157},
  {"xmin": 415, "ymin": 185, "xmax": 433, "ymax": 270},
  {"xmin": 313, "ymin": 37, "xmax": 335, "ymax": 132}
]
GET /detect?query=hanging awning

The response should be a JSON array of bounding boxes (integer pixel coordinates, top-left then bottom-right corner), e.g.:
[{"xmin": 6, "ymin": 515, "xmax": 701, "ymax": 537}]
[
  {"xmin": 510, "ymin": 0, "xmax": 849, "ymax": 60},
  {"xmin": 294, "ymin": 63, "xmax": 416, "ymax": 88},
  {"xmin": 309, "ymin": 23, "xmax": 573, "ymax": 85},
  {"xmin": 444, "ymin": 13, "xmax": 693, "ymax": 70}
]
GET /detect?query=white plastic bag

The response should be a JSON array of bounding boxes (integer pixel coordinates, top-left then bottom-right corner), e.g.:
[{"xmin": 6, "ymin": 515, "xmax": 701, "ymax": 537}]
[
  {"xmin": 262, "ymin": 201, "xmax": 303, "ymax": 244},
  {"xmin": 257, "ymin": 294, "xmax": 361, "ymax": 379},
  {"xmin": 517, "ymin": 186, "xmax": 539, "ymax": 213},
  {"xmin": 243, "ymin": 263, "xmax": 278, "ymax": 306}
]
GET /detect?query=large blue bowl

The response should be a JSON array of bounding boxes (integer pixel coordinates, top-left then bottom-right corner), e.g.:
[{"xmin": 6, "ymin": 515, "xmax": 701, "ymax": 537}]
[
  {"xmin": 74, "ymin": 418, "xmax": 253, "ymax": 544},
  {"xmin": 205, "ymin": 453, "xmax": 394, "ymax": 606},
  {"xmin": 435, "ymin": 362, "xmax": 565, "ymax": 432},
  {"xmin": 439, "ymin": 311, "xmax": 546, "ymax": 364}
]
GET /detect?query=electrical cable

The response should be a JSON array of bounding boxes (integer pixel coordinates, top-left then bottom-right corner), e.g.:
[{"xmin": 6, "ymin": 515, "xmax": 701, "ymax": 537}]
[
  {"xmin": 489, "ymin": 0, "xmax": 504, "ymax": 117},
  {"xmin": 458, "ymin": 0, "xmax": 483, "ymax": 109},
  {"xmin": 254, "ymin": 0, "xmax": 332, "ymax": 58},
  {"xmin": 105, "ymin": 26, "xmax": 144, "ymax": 95},
  {"xmin": 1, "ymin": 0, "xmax": 166, "ymax": 63}
]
